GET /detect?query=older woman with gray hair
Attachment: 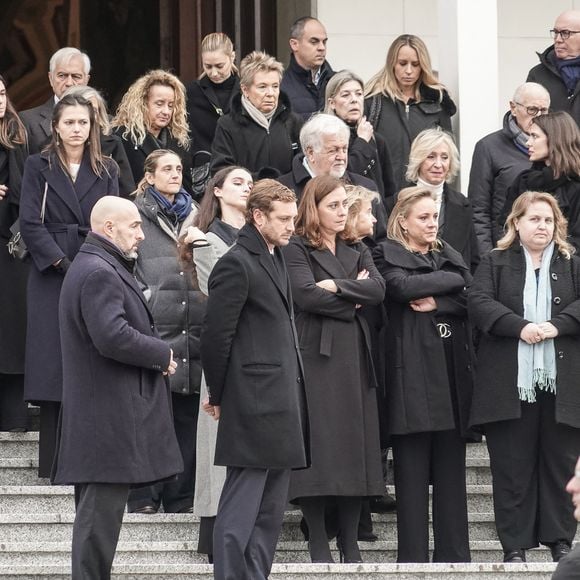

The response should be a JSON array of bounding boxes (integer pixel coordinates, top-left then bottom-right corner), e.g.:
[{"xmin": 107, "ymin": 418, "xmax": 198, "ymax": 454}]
[
  {"xmin": 63, "ymin": 86, "xmax": 134, "ymax": 196},
  {"xmin": 406, "ymin": 128, "xmax": 479, "ymax": 271},
  {"xmin": 210, "ymin": 50, "xmax": 303, "ymax": 176},
  {"xmin": 325, "ymin": 70, "xmax": 395, "ymax": 199}
]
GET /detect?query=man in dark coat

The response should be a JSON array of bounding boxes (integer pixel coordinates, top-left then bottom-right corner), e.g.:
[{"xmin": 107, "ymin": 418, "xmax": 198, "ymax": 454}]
[
  {"xmin": 201, "ymin": 179, "xmax": 309, "ymax": 580},
  {"xmin": 527, "ymin": 10, "xmax": 580, "ymax": 125},
  {"xmin": 469, "ymin": 82, "xmax": 550, "ymax": 254},
  {"xmin": 19, "ymin": 47, "xmax": 90, "ymax": 154},
  {"xmin": 53, "ymin": 196, "xmax": 183, "ymax": 579},
  {"xmin": 281, "ymin": 17, "xmax": 334, "ymax": 120},
  {"xmin": 278, "ymin": 113, "xmax": 387, "ymax": 241}
]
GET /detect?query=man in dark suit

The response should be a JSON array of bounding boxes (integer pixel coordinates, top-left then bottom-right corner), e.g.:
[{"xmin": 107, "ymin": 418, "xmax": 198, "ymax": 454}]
[
  {"xmin": 20, "ymin": 47, "xmax": 91, "ymax": 153},
  {"xmin": 53, "ymin": 196, "xmax": 183, "ymax": 579},
  {"xmin": 201, "ymin": 179, "xmax": 309, "ymax": 580}
]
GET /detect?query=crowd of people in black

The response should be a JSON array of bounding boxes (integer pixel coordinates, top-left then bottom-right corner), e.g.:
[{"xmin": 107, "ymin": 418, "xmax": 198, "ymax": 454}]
[{"xmin": 2, "ymin": 9, "xmax": 580, "ymax": 579}]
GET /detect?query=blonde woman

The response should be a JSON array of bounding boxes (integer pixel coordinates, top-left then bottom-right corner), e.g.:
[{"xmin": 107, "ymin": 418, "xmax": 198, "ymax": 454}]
[
  {"xmin": 186, "ymin": 32, "xmax": 240, "ymax": 154},
  {"xmin": 210, "ymin": 51, "xmax": 303, "ymax": 176},
  {"xmin": 112, "ymin": 70, "xmax": 194, "ymax": 196},
  {"xmin": 365, "ymin": 35, "xmax": 456, "ymax": 191},
  {"xmin": 469, "ymin": 191, "xmax": 580, "ymax": 563}
]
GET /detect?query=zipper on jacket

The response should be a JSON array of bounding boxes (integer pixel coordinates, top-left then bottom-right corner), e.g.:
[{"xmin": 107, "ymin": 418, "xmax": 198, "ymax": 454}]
[{"xmin": 405, "ymin": 103, "xmax": 410, "ymax": 119}]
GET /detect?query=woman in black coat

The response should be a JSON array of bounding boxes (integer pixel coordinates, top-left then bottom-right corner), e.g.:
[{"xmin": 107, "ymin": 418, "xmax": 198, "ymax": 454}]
[
  {"xmin": 210, "ymin": 51, "xmax": 302, "ymax": 177},
  {"xmin": 364, "ymin": 34, "xmax": 456, "ymax": 192},
  {"xmin": 406, "ymin": 128, "xmax": 479, "ymax": 272},
  {"xmin": 469, "ymin": 191, "xmax": 580, "ymax": 563},
  {"xmin": 0, "ymin": 74, "xmax": 29, "ymax": 431},
  {"xmin": 501, "ymin": 112, "xmax": 580, "ymax": 251},
  {"xmin": 20, "ymin": 93, "xmax": 119, "ymax": 476},
  {"xmin": 324, "ymin": 70, "xmax": 396, "ymax": 200},
  {"xmin": 373, "ymin": 186, "xmax": 474, "ymax": 563},
  {"xmin": 186, "ymin": 32, "xmax": 240, "ymax": 154},
  {"xmin": 283, "ymin": 175, "xmax": 385, "ymax": 564}
]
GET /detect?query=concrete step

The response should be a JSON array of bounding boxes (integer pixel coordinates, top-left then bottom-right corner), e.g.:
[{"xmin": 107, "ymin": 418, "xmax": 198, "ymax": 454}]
[
  {"xmin": 0, "ymin": 433, "xmax": 40, "ymax": 459},
  {"xmin": 0, "ymin": 485, "xmax": 497, "ymax": 514},
  {"xmin": 0, "ymin": 562, "xmax": 557, "ymax": 579},
  {"xmin": 0, "ymin": 538, "xmax": 566, "ymax": 565}
]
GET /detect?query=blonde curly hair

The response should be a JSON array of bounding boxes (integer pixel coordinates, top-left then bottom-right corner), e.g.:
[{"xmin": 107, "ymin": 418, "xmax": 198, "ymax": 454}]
[{"xmin": 112, "ymin": 69, "xmax": 190, "ymax": 149}]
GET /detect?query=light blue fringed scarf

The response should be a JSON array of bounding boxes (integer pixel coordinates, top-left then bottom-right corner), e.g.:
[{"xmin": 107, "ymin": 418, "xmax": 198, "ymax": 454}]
[{"xmin": 517, "ymin": 242, "xmax": 557, "ymax": 402}]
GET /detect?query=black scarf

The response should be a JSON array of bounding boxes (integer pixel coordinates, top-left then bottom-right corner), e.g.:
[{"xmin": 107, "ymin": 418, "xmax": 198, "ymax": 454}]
[{"xmin": 85, "ymin": 232, "xmax": 136, "ymax": 274}]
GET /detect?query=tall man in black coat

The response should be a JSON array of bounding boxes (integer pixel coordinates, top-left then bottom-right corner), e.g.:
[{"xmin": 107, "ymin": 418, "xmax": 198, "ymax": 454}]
[
  {"xmin": 201, "ymin": 179, "xmax": 309, "ymax": 580},
  {"xmin": 53, "ymin": 196, "xmax": 183, "ymax": 579}
]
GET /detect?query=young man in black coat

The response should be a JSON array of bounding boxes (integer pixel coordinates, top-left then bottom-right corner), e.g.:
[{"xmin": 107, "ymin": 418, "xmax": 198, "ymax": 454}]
[
  {"xmin": 201, "ymin": 179, "xmax": 309, "ymax": 580},
  {"xmin": 53, "ymin": 197, "xmax": 183, "ymax": 579}
]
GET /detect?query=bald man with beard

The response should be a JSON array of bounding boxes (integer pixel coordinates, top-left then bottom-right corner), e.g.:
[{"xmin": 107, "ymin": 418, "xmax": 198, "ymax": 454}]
[{"xmin": 52, "ymin": 197, "xmax": 183, "ymax": 580}]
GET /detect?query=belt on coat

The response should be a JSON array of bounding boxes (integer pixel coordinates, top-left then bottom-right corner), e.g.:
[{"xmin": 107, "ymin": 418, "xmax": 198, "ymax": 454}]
[{"xmin": 44, "ymin": 222, "xmax": 90, "ymax": 253}]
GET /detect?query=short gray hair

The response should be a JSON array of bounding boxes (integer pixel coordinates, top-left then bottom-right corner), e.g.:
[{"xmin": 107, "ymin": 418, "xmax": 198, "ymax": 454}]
[
  {"xmin": 49, "ymin": 47, "xmax": 91, "ymax": 75},
  {"xmin": 299, "ymin": 113, "xmax": 350, "ymax": 154},
  {"xmin": 406, "ymin": 128, "xmax": 460, "ymax": 184},
  {"xmin": 324, "ymin": 70, "xmax": 365, "ymax": 114},
  {"xmin": 512, "ymin": 82, "xmax": 550, "ymax": 105}
]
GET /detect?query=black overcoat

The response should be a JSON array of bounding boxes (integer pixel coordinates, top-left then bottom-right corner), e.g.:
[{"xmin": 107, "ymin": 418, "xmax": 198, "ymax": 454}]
[
  {"xmin": 52, "ymin": 239, "xmax": 183, "ymax": 484},
  {"xmin": 373, "ymin": 239, "xmax": 476, "ymax": 438},
  {"xmin": 283, "ymin": 236, "xmax": 385, "ymax": 499},
  {"xmin": 210, "ymin": 92, "xmax": 303, "ymax": 177},
  {"xmin": 468, "ymin": 245, "xmax": 580, "ymax": 429},
  {"xmin": 19, "ymin": 152, "xmax": 119, "ymax": 402},
  {"xmin": 201, "ymin": 223, "xmax": 309, "ymax": 469}
]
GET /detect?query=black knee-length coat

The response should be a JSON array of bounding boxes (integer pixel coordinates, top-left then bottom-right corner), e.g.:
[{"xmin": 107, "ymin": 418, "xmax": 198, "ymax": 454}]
[
  {"xmin": 19, "ymin": 152, "xmax": 119, "ymax": 403},
  {"xmin": 283, "ymin": 236, "xmax": 385, "ymax": 499},
  {"xmin": 468, "ymin": 244, "xmax": 580, "ymax": 429},
  {"xmin": 53, "ymin": 237, "xmax": 183, "ymax": 484},
  {"xmin": 373, "ymin": 239, "xmax": 476, "ymax": 438}
]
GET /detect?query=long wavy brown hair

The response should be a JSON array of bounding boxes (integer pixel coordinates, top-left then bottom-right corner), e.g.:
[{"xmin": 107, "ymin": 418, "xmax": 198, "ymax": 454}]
[{"xmin": 0, "ymin": 75, "xmax": 26, "ymax": 148}]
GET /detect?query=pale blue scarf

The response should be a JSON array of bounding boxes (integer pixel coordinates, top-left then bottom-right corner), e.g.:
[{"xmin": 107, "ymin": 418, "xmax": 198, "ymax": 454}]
[{"xmin": 517, "ymin": 242, "xmax": 557, "ymax": 402}]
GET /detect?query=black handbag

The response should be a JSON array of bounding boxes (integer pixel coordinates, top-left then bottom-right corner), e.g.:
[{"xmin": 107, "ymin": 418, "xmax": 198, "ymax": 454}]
[
  {"xmin": 7, "ymin": 182, "xmax": 48, "ymax": 261},
  {"xmin": 190, "ymin": 150, "xmax": 212, "ymax": 200}
]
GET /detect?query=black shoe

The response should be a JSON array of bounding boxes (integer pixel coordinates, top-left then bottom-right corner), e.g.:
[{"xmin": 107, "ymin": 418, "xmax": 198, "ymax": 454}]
[
  {"xmin": 337, "ymin": 535, "xmax": 363, "ymax": 563},
  {"xmin": 550, "ymin": 541, "xmax": 571, "ymax": 562},
  {"xmin": 175, "ymin": 505, "xmax": 194, "ymax": 513},
  {"xmin": 131, "ymin": 505, "xmax": 158, "ymax": 514},
  {"xmin": 357, "ymin": 531, "xmax": 378, "ymax": 542},
  {"xmin": 369, "ymin": 494, "xmax": 397, "ymax": 513},
  {"xmin": 503, "ymin": 550, "xmax": 526, "ymax": 563}
]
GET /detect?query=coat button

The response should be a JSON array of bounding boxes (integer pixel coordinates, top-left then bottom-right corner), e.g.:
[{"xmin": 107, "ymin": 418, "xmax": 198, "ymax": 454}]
[
  {"xmin": 552, "ymin": 273, "xmax": 558, "ymax": 280},
  {"xmin": 150, "ymin": 324, "xmax": 155, "ymax": 330},
  {"xmin": 558, "ymin": 351, "xmax": 564, "ymax": 359},
  {"xmin": 554, "ymin": 296, "xmax": 561, "ymax": 305},
  {"xmin": 182, "ymin": 358, "xmax": 187, "ymax": 363},
  {"xmin": 297, "ymin": 377, "xmax": 302, "ymax": 383}
]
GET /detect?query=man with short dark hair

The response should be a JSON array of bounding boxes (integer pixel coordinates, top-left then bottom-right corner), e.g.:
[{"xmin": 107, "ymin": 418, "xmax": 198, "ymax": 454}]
[
  {"xmin": 527, "ymin": 10, "xmax": 580, "ymax": 124},
  {"xmin": 281, "ymin": 16, "xmax": 334, "ymax": 120},
  {"xmin": 53, "ymin": 196, "xmax": 183, "ymax": 579},
  {"xmin": 20, "ymin": 47, "xmax": 91, "ymax": 153},
  {"xmin": 201, "ymin": 179, "xmax": 309, "ymax": 580}
]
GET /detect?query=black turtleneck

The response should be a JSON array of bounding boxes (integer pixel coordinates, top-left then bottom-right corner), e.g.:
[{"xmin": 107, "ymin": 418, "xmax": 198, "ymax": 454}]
[{"xmin": 85, "ymin": 232, "xmax": 136, "ymax": 274}]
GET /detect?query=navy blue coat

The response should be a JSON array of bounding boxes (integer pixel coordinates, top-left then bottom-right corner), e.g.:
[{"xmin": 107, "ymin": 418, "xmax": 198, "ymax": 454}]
[
  {"xmin": 53, "ymin": 238, "xmax": 183, "ymax": 484},
  {"xmin": 19, "ymin": 152, "xmax": 119, "ymax": 402}
]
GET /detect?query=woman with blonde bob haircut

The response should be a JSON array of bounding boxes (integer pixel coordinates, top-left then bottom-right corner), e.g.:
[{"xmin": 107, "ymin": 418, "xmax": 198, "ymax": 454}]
[
  {"xmin": 406, "ymin": 128, "xmax": 479, "ymax": 270},
  {"xmin": 112, "ymin": 70, "xmax": 194, "ymax": 195},
  {"xmin": 374, "ymin": 185, "xmax": 475, "ymax": 563},
  {"xmin": 211, "ymin": 50, "xmax": 303, "ymax": 176},
  {"xmin": 283, "ymin": 175, "xmax": 385, "ymax": 563},
  {"xmin": 469, "ymin": 190, "xmax": 580, "ymax": 564},
  {"xmin": 364, "ymin": 34, "xmax": 456, "ymax": 191}
]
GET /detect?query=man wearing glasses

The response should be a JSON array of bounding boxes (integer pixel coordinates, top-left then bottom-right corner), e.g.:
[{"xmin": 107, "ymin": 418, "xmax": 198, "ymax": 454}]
[{"xmin": 528, "ymin": 10, "xmax": 580, "ymax": 124}]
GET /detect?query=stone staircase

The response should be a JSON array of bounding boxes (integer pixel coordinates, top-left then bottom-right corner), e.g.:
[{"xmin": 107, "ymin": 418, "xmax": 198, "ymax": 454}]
[{"xmin": 0, "ymin": 432, "xmax": 564, "ymax": 579}]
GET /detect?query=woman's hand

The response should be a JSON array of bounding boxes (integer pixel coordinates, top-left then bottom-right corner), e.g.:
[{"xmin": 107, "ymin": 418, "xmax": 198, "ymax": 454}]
[
  {"xmin": 316, "ymin": 279, "xmax": 338, "ymax": 293},
  {"xmin": 410, "ymin": 296, "xmax": 437, "ymax": 312},
  {"xmin": 202, "ymin": 398, "xmax": 220, "ymax": 421},
  {"xmin": 357, "ymin": 269, "xmax": 369, "ymax": 280},
  {"xmin": 357, "ymin": 116, "xmax": 374, "ymax": 142},
  {"xmin": 520, "ymin": 322, "xmax": 546, "ymax": 344},
  {"xmin": 538, "ymin": 321, "xmax": 559, "ymax": 339},
  {"xmin": 0, "ymin": 184, "xmax": 7, "ymax": 200},
  {"xmin": 183, "ymin": 226, "xmax": 207, "ymax": 244}
]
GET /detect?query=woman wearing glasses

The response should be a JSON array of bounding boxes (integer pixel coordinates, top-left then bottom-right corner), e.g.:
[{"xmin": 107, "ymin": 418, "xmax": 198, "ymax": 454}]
[
  {"xmin": 502, "ymin": 111, "xmax": 580, "ymax": 250},
  {"xmin": 364, "ymin": 34, "xmax": 456, "ymax": 191},
  {"xmin": 528, "ymin": 11, "xmax": 580, "ymax": 121}
]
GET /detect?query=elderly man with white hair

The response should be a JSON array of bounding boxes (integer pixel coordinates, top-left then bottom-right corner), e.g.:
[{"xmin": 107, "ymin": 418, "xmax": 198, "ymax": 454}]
[
  {"xmin": 468, "ymin": 82, "xmax": 550, "ymax": 254},
  {"xmin": 20, "ymin": 47, "xmax": 91, "ymax": 153}
]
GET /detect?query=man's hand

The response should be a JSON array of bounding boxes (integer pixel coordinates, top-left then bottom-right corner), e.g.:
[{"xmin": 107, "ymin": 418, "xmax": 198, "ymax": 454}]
[
  {"xmin": 202, "ymin": 398, "xmax": 220, "ymax": 420},
  {"xmin": 0, "ymin": 184, "xmax": 7, "ymax": 200},
  {"xmin": 538, "ymin": 321, "xmax": 559, "ymax": 339},
  {"xmin": 164, "ymin": 349, "xmax": 178, "ymax": 375},
  {"xmin": 520, "ymin": 322, "xmax": 546, "ymax": 345}
]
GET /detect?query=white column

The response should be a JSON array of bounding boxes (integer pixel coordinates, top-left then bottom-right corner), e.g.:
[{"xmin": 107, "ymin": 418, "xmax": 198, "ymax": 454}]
[{"xmin": 438, "ymin": 0, "xmax": 499, "ymax": 192}]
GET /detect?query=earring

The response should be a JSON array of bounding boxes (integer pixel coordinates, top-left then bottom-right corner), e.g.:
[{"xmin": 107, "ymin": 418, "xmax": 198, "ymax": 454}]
[{"xmin": 55, "ymin": 132, "xmax": 60, "ymax": 146}]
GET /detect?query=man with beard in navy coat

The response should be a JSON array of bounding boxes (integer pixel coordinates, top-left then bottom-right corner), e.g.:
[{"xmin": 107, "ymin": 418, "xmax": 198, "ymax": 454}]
[{"xmin": 53, "ymin": 196, "xmax": 183, "ymax": 579}]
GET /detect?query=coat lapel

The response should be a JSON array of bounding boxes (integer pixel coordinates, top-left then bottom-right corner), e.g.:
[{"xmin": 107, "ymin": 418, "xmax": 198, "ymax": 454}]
[
  {"xmin": 41, "ymin": 160, "xmax": 84, "ymax": 223},
  {"xmin": 259, "ymin": 250, "xmax": 290, "ymax": 310},
  {"xmin": 310, "ymin": 240, "xmax": 360, "ymax": 279},
  {"xmin": 441, "ymin": 187, "xmax": 470, "ymax": 253},
  {"xmin": 74, "ymin": 158, "xmax": 100, "ymax": 203}
]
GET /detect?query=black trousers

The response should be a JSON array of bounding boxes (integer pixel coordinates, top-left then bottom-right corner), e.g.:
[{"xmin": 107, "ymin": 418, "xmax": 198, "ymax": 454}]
[
  {"xmin": 392, "ymin": 429, "xmax": 470, "ymax": 563},
  {"xmin": 72, "ymin": 483, "xmax": 130, "ymax": 580},
  {"xmin": 552, "ymin": 543, "xmax": 580, "ymax": 579},
  {"xmin": 39, "ymin": 401, "xmax": 60, "ymax": 478},
  {"xmin": 485, "ymin": 390, "xmax": 580, "ymax": 551},
  {"xmin": 0, "ymin": 373, "xmax": 27, "ymax": 431},
  {"xmin": 213, "ymin": 466, "xmax": 290, "ymax": 580},
  {"xmin": 128, "ymin": 391, "xmax": 199, "ymax": 512}
]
